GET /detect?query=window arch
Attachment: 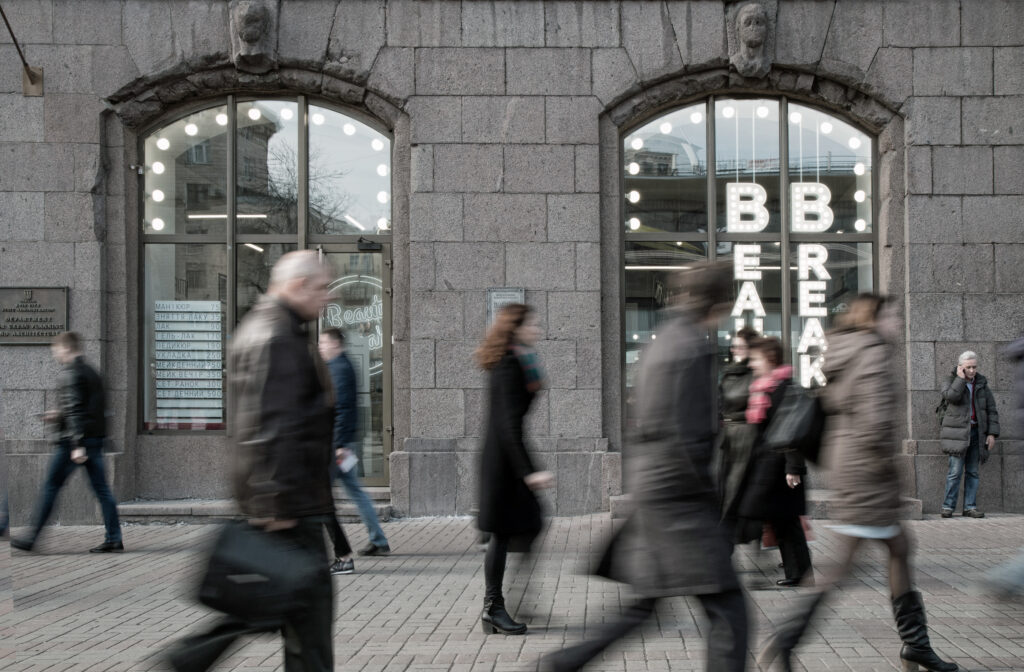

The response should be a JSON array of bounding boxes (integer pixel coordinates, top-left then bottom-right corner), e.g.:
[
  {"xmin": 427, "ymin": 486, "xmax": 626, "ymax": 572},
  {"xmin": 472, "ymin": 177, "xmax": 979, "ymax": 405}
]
[
  {"xmin": 139, "ymin": 96, "xmax": 392, "ymax": 431},
  {"xmin": 623, "ymin": 97, "xmax": 876, "ymax": 403}
]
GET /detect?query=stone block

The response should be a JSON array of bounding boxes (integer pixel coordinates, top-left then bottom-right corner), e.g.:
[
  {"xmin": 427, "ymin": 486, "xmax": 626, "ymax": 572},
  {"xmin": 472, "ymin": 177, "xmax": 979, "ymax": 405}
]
[
  {"xmin": 506, "ymin": 48, "xmax": 591, "ymax": 95},
  {"xmin": 995, "ymin": 245, "xmax": 1024, "ymax": 292},
  {"xmin": 0, "ymin": 242, "xmax": 75, "ymax": 287},
  {"xmin": 0, "ymin": 192, "xmax": 44, "ymax": 242},
  {"xmin": 410, "ymin": 339, "xmax": 435, "ymax": 389},
  {"xmin": 906, "ymin": 146, "xmax": 932, "ymax": 195},
  {"xmin": 965, "ymin": 293, "xmax": 1024, "ymax": 343},
  {"xmin": 549, "ymin": 389, "xmax": 602, "ymax": 439},
  {"xmin": 601, "ymin": 451, "xmax": 622, "ymax": 511},
  {"xmin": 577, "ymin": 339, "xmax": 602, "ymax": 389},
  {"xmin": 575, "ymin": 144, "xmax": 600, "ymax": 194},
  {"xmin": 464, "ymin": 388, "xmax": 484, "ymax": 437},
  {"xmin": 105, "ymin": 243, "xmax": 126, "ymax": 295},
  {"xmin": 461, "ymin": 97, "xmax": 545, "ymax": 144},
  {"xmin": 409, "ymin": 243, "xmax": 436, "ymax": 291},
  {"xmin": 74, "ymin": 242, "xmax": 102, "ymax": 291},
  {"xmin": 409, "ymin": 96, "xmax": 461, "ymax": 144},
  {"xmin": 994, "ymin": 147, "xmax": 1024, "ymax": 195},
  {"xmin": 913, "ymin": 48, "xmax": 993, "ymax": 97},
  {"xmin": 411, "ymin": 145, "xmax": 434, "ymax": 193},
  {"xmin": 545, "ymin": 2, "xmax": 620, "ymax": 47},
  {"xmin": 0, "ymin": 2, "xmax": 51, "ymax": 43},
  {"xmin": 368, "ymin": 47, "xmax": 415, "ymax": 100},
  {"xmin": 325, "ymin": 0, "xmax": 385, "ymax": 82},
  {"xmin": 667, "ymin": 1, "xmax": 726, "ymax": 69},
  {"xmin": 535, "ymin": 339, "xmax": 577, "ymax": 389},
  {"xmin": 433, "ymin": 144, "xmax": 504, "ymax": 193},
  {"xmin": 775, "ymin": 0, "xmax": 833, "ymax": 65},
  {"xmin": 277, "ymin": 0, "xmax": 336, "ymax": 67},
  {"xmin": 883, "ymin": 0, "xmax": 959, "ymax": 47},
  {"xmin": 910, "ymin": 390, "xmax": 944, "ymax": 442},
  {"xmin": 45, "ymin": 94, "xmax": 104, "ymax": 144},
  {"xmin": 1, "ymin": 390, "xmax": 45, "ymax": 440},
  {"xmin": 576, "ymin": 243, "xmax": 600, "ymax": 290},
  {"xmin": 910, "ymin": 244, "xmax": 994, "ymax": 294},
  {"xmin": 994, "ymin": 48, "xmax": 1024, "ymax": 95},
  {"xmin": 410, "ymin": 291, "xmax": 464, "ymax": 339},
  {"xmin": 526, "ymin": 390, "xmax": 550, "ymax": 437},
  {"xmin": 546, "ymin": 97, "xmax": 602, "ymax": 144},
  {"xmin": 70, "ymin": 290, "xmax": 102, "ymax": 341},
  {"xmin": 435, "ymin": 340, "xmax": 486, "ymax": 389},
  {"xmin": 44, "ymin": 192, "xmax": 97, "ymax": 243},
  {"xmin": 591, "ymin": 48, "xmax": 639, "ymax": 108},
  {"xmin": 547, "ymin": 194, "xmax": 600, "ymax": 242},
  {"xmin": 821, "ymin": 0, "xmax": 882, "ymax": 76},
  {"xmin": 905, "ymin": 97, "xmax": 961, "ymax": 146},
  {"xmin": 962, "ymin": 0, "xmax": 1023, "ymax": 46},
  {"xmin": 462, "ymin": 290, "xmax": 488, "ymax": 341},
  {"xmin": 863, "ymin": 47, "xmax": 913, "ymax": 108},
  {"xmin": 463, "ymin": 1, "xmax": 544, "ymax": 47},
  {"xmin": 386, "ymin": 0, "xmax": 461, "ymax": 47},
  {"xmin": 410, "ymin": 389, "xmax": 464, "ymax": 439},
  {"xmin": 24, "ymin": 45, "xmax": 93, "ymax": 95},
  {"xmin": 455, "ymin": 450, "xmax": 478, "ymax": 515},
  {"xmin": 963, "ymin": 196, "xmax": 1024, "ymax": 243},
  {"xmin": 0, "ymin": 143, "xmax": 75, "ymax": 192},
  {"xmin": 91, "ymin": 45, "xmax": 139, "ymax": 100},
  {"xmin": 389, "ymin": 450, "xmax": 410, "ymax": 517},
  {"xmin": 620, "ymin": 1, "xmax": 682, "ymax": 83},
  {"xmin": 908, "ymin": 293, "xmax": 963, "ymax": 342},
  {"xmin": 504, "ymin": 145, "xmax": 576, "ymax": 194},
  {"xmin": 1004, "ymin": 454, "xmax": 1024, "ymax": 512},
  {"xmin": 73, "ymin": 144, "xmax": 102, "ymax": 194},
  {"xmin": 0, "ymin": 95, "xmax": 43, "ymax": 142},
  {"xmin": 547, "ymin": 291, "xmax": 600, "ymax": 341},
  {"xmin": 906, "ymin": 196, "xmax": 961, "ymax": 244},
  {"xmin": 463, "ymin": 194, "xmax": 546, "ymax": 241},
  {"xmin": 416, "ymin": 48, "xmax": 505, "ymax": 95},
  {"xmin": 409, "ymin": 193, "xmax": 463, "ymax": 242},
  {"xmin": 54, "ymin": 0, "xmax": 123, "ymax": 45},
  {"xmin": 908, "ymin": 341, "xmax": 936, "ymax": 391},
  {"xmin": 555, "ymin": 452, "xmax": 602, "ymax": 515},
  {"xmin": 0, "ymin": 46, "xmax": 22, "ymax": 94},
  {"xmin": 505, "ymin": 243, "xmax": 576, "ymax": 290},
  {"xmin": 435, "ymin": 243, "xmax": 503, "ymax": 289},
  {"xmin": 963, "ymin": 96, "xmax": 1024, "ymax": 146}
]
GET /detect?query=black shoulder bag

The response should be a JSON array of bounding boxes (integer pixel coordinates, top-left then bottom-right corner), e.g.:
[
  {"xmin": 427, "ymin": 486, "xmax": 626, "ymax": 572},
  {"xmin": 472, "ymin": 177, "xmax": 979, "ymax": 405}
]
[{"xmin": 762, "ymin": 384, "xmax": 825, "ymax": 463}]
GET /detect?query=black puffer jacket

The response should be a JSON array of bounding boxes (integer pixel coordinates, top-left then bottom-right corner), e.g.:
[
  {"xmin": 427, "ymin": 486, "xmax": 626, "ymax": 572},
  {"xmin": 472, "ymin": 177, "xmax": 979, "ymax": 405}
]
[
  {"xmin": 57, "ymin": 356, "xmax": 106, "ymax": 443},
  {"xmin": 939, "ymin": 371, "xmax": 999, "ymax": 457}
]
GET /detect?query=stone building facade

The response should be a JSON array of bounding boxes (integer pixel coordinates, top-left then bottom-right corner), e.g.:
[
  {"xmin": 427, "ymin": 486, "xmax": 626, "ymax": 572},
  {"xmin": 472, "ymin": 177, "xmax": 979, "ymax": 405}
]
[{"xmin": 2, "ymin": 0, "xmax": 1023, "ymax": 525}]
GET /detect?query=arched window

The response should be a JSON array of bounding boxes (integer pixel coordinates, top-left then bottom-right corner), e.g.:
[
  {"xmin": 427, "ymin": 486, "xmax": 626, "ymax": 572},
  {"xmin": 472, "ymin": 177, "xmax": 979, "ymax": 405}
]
[
  {"xmin": 140, "ymin": 97, "xmax": 392, "ymax": 431},
  {"xmin": 623, "ymin": 98, "xmax": 875, "ymax": 403}
]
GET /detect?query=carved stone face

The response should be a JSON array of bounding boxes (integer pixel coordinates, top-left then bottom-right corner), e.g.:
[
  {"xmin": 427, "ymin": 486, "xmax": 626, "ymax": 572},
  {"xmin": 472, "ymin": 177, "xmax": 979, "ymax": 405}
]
[
  {"xmin": 738, "ymin": 4, "xmax": 768, "ymax": 49},
  {"xmin": 229, "ymin": 0, "xmax": 278, "ymax": 74}
]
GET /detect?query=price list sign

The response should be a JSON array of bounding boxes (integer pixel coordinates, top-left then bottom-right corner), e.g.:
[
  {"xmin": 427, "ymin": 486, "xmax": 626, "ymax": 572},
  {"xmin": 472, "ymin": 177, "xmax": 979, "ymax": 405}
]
[{"xmin": 153, "ymin": 301, "xmax": 223, "ymax": 428}]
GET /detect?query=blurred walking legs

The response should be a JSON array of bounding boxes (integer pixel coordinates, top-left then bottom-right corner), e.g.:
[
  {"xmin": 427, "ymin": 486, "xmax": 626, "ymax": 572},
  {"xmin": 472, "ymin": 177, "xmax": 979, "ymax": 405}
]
[
  {"xmin": 982, "ymin": 548, "xmax": 1024, "ymax": 598},
  {"xmin": 482, "ymin": 534, "xmax": 527, "ymax": 635}
]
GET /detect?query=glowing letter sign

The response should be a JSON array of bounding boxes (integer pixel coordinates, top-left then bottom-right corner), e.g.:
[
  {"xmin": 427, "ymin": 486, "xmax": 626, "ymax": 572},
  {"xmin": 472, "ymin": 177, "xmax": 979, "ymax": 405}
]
[{"xmin": 726, "ymin": 183, "xmax": 770, "ymax": 233}]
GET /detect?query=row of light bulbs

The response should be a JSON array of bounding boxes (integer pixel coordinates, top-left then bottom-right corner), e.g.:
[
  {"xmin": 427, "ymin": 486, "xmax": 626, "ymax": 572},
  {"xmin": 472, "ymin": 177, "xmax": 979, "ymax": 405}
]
[
  {"xmin": 625, "ymin": 217, "xmax": 868, "ymax": 232},
  {"xmin": 631, "ymin": 110, "xmax": 865, "ymax": 151},
  {"xmin": 152, "ymin": 116, "xmax": 387, "ymax": 150}
]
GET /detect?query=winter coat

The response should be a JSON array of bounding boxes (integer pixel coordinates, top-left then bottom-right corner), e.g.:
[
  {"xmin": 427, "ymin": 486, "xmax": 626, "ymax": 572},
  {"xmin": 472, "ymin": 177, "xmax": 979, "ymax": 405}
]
[
  {"xmin": 56, "ymin": 355, "xmax": 107, "ymax": 443},
  {"xmin": 940, "ymin": 370, "xmax": 999, "ymax": 457},
  {"xmin": 327, "ymin": 352, "xmax": 358, "ymax": 450},
  {"xmin": 717, "ymin": 361, "xmax": 757, "ymax": 519},
  {"xmin": 228, "ymin": 296, "xmax": 335, "ymax": 520},
  {"xmin": 819, "ymin": 329, "xmax": 902, "ymax": 527},
  {"xmin": 606, "ymin": 310, "xmax": 739, "ymax": 598},
  {"xmin": 477, "ymin": 351, "xmax": 542, "ymax": 549}
]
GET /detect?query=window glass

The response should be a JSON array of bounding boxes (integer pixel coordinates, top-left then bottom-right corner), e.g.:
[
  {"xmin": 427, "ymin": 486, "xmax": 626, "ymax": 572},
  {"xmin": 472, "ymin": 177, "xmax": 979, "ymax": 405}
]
[
  {"xmin": 236, "ymin": 243, "xmax": 298, "ymax": 324},
  {"xmin": 143, "ymin": 244, "xmax": 226, "ymax": 430},
  {"xmin": 237, "ymin": 100, "xmax": 300, "ymax": 234},
  {"xmin": 308, "ymin": 106, "xmax": 392, "ymax": 235},
  {"xmin": 788, "ymin": 104, "xmax": 872, "ymax": 234},
  {"xmin": 715, "ymin": 99, "xmax": 781, "ymax": 235},
  {"xmin": 717, "ymin": 241, "xmax": 783, "ymax": 357},
  {"xmin": 143, "ymin": 106, "xmax": 228, "ymax": 236},
  {"xmin": 622, "ymin": 104, "xmax": 707, "ymax": 233}
]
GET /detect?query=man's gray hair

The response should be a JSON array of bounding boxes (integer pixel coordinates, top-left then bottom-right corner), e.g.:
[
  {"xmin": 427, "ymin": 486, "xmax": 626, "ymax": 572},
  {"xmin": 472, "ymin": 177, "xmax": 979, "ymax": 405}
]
[
  {"xmin": 958, "ymin": 350, "xmax": 979, "ymax": 365},
  {"xmin": 269, "ymin": 249, "xmax": 326, "ymax": 288}
]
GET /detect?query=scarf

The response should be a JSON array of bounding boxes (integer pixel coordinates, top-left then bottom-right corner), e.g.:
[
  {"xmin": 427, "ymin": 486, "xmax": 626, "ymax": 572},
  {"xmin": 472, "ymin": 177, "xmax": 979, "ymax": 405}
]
[
  {"xmin": 745, "ymin": 364, "xmax": 793, "ymax": 425},
  {"xmin": 512, "ymin": 344, "xmax": 545, "ymax": 393}
]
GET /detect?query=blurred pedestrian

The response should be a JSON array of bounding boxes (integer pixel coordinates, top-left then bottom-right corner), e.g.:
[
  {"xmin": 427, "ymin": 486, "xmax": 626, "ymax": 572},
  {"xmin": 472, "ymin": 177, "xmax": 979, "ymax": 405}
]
[
  {"xmin": 542, "ymin": 262, "xmax": 748, "ymax": 672},
  {"xmin": 11, "ymin": 331, "xmax": 123, "ymax": 554},
  {"xmin": 475, "ymin": 303, "xmax": 553, "ymax": 636},
  {"xmin": 319, "ymin": 327, "xmax": 391, "ymax": 560},
  {"xmin": 717, "ymin": 326, "xmax": 759, "ymax": 542},
  {"xmin": 166, "ymin": 250, "xmax": 335, "ymax": 672},
  {"xmin": 735, "ymin": 336, "xmax": 812, "ymax": 587},
  {"xmin": 760, "ymin": 294, "xmax": 958, "ymax": 672},
  {"xmin": 939, "ymin": 351, "xmax": 999, "ymax": 518}
]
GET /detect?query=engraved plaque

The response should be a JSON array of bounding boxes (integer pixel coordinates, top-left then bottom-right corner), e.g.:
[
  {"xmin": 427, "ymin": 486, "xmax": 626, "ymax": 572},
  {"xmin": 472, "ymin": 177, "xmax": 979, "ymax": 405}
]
[{"xmin": 0, "ymin": 287, "xmax": 69, "ymax": 344}]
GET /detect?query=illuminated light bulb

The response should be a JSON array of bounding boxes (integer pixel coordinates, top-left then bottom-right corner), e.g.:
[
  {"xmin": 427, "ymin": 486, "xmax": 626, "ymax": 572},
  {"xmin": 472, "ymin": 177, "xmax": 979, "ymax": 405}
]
[
  {"xmin": 151, "ymin": 218, "xmax": 165, "ymax": 231},
  {"xmin": 377, "ymin": 191, "xmax": 388, "ymax": 204},
  {"xmin": 659, "ymin": 122, "xmax": 672, "ymax": 134},
  {"xmin": 756, "ymin": 105, "xmax": 770, "ymax": 118},
  {"xmin": 820, "ymin": 122, "xmax": 833, "ymax": 134},
  {"xmin": 854, "ymin": 162, "xmax": 866, "ymax": 176},
  {"xmin": 312, "ymin": 113, "xmax": 325, "ymax": 126},
  {"xmin": 651, "ymin": 334, "xmax": 657, "ymax": 340},
  {"xmin": 280, "ymin": 108, "xmax": 294, "ymax": 121},
  {"xmin": 854, "ymin": 190, "xmax": 866, "ymax": 202},
  {"xmin": 789, "ymin": 112, "xmax": 802, "ymax": 124},
  {"xmin": 630, "ymin": 137, "xmax": 643, "ymax": 150},
  {"xmin": 343, "ymin": 123, "xmax": 356, "ymax": 135},
  {"xmin": 156, "ymin": 138, "xmax": 170, "ymax": 150},
  {"xmin": 152, "ymin": 161, "xmax": 165, "ymax": 175},
  {"xmin": 690, "ymin": 111, "xmax": 703, "ymax": 124},
  {"xmin": 628, "ymin": 217, "xmax": 641, "ymax": 230},
  {"xmin": 377, "ymin": 217, "xmax": 389, "ymax": 230},
  {"xmin": 854, "ymin": 218, "xmax": 867, "ymax": 232},
  {"xmin": 848, "ymin": 137, "xmax": 862, "ymax": 150},
  {"xmin": 627, "ymin": 190, "xmax": 640, "ymax": 204},
  {"xmin": 632, "ymin": 334, "xmax": 639, "ymax": 341},
  {"xmin": 377, "ymin": 164, "xmax": 388, "ymax": 177},
  {"xmin": 248, "ymin": 108, "xmax": 261, "ymax": 120},
  {"xmin": 676, "ymin": 241, "xmax": 683, "ymax": 246},
  {"xmin": 722, "ymin": 106, "xmax": 735, "ymax": 119},
  {"xmin": 627, "ymin": 162, "xmax": 640, "ymax": 175},
  {"xmin": 371, "ymin": 138, "xmax": 385, "ymax": 151},
  {"xmin": 215, "ymin": 113, "xmax": 228, "ymax": 126},
  {"xmin": 152, "ymin": 189, "xmax": 165, "ymax": 202},
  {"xmin": 184, "ymin": 123, "xmax": 198, "ymax": 136}
]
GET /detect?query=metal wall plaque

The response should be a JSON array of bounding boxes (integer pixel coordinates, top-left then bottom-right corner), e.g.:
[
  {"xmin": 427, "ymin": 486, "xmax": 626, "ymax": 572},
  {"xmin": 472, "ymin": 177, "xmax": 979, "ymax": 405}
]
[
  {"xmin": 486, "ymin": 287, "xmax": 526, "ymax": 326},
  {"xmin": 0, "ymin": 287, "xmax": 69, "ymax": 345}
]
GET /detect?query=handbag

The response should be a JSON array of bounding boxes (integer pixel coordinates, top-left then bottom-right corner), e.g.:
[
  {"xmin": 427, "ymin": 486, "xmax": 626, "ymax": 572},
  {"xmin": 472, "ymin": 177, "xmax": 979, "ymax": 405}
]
[
  {"xmin": 198, "ymin": 520, "xmax": 322, "ymax": 622},
  {"xmin": 762, "ymin": 384, "xmax": 825, "ymax": 463}
]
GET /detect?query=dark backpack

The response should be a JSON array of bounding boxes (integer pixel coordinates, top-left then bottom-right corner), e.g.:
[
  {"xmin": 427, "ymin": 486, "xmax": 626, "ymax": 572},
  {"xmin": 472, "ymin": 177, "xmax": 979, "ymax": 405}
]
[{"xmin": 935, "ymin": 396, "xmax": 948, "ymax": 422}]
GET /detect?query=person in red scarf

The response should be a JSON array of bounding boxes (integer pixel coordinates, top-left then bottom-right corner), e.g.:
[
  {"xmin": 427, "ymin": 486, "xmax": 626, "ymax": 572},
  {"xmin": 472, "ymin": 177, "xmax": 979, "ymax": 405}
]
[{"xmin": 735, "ymin": 337, "xmax": 812, "ymax": 587}]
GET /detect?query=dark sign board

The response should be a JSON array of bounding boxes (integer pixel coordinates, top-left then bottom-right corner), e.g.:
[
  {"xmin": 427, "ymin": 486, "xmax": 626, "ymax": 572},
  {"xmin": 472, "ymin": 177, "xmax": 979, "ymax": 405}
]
[{"xmin": 0, "ymin": 287, "xmax": 69, "ymax": 345}]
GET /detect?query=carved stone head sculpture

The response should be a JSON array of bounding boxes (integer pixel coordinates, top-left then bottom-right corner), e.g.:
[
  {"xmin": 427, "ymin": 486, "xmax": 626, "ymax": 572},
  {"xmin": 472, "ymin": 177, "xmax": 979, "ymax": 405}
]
[
  {"xmin": 729, "ymin": 2, "xmax": 773, "ymax": 79},
  {"xmin": 229, "ymin": 0, "xmax": 279, "ymax": 74}
]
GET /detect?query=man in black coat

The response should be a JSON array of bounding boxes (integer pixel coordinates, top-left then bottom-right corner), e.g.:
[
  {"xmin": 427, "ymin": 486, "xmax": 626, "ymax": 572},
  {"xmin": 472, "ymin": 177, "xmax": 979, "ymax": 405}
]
[{"xmin": 12, "ymin": 331, "xmax": 123, "ymax": 553}]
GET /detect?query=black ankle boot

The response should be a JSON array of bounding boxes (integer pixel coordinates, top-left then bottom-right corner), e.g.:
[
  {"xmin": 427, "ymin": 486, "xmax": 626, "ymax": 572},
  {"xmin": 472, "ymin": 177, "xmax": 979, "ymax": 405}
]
[
  {"xmin": 891, "ymin": 591, "xmax": 958, "ymax": 672},
  {"xmin": 481, "ymin": 595, "xmax": 526, "ymax": 635},
  {"xmin": 758, "ymin": 592, "xmax": 826, "ymax": 670}
]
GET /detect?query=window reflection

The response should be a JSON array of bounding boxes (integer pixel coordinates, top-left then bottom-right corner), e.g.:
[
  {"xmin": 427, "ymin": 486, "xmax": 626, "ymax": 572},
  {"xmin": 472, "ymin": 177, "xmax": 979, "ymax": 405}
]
[
  {"xmin": 236, "ymin": 243, "xmax": 297, "ymax": 324},
  {"xmin": 715, "ymin": 99, "xmax": 781, "ymax": 234},
  {"xmin": 236, "ymin": 100, "xmax": 299, "ymax": 234}
]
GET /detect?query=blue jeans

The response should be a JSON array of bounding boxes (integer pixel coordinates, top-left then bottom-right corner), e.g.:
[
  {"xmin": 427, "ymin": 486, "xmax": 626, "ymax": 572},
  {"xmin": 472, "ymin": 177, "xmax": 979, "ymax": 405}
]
[
  {"xmin": 29, "ymin": 438, "xmax": 122, "ymax": 543},
  {"xmin": 333, "ymin": 462, "xmax": 387, "ymax": 548},
  {"xmin": 943, "ymin": 426, "xmax": 981, "ymax": 511}
]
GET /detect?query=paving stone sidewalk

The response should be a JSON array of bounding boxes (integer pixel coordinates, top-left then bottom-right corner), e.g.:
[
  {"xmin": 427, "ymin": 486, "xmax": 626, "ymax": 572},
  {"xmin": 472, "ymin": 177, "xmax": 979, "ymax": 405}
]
[{"xmin": 2, "ymin": 514, "xmax": 1023, "ymax": 672}]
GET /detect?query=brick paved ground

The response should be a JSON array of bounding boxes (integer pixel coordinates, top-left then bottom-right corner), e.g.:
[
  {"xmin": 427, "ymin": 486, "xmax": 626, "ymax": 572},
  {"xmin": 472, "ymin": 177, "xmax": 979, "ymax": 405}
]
[{"xmin": 3, "ymin": 515, "xmax": 1024, "ymax": 672}]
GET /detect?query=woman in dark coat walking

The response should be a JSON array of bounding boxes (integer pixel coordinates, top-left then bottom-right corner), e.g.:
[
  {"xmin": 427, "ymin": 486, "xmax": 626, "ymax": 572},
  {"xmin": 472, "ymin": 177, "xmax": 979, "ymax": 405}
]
[
  {"xmin": 475, "ymin": 303, "xmax": 553, "ymax": 636},
  {"xmin": 717, "ymin": 326, "xmax": 758, "ymax": 540},
  {"xmin": 759, "ymin": 295, "xmax": 958, "ymax": 672}
]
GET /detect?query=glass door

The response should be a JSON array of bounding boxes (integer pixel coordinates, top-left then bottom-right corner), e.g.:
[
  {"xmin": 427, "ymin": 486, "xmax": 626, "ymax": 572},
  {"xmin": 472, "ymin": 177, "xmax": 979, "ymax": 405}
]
[{"xmin": 317, "ymin": 244, "xmax": 392, "ymax": 486}]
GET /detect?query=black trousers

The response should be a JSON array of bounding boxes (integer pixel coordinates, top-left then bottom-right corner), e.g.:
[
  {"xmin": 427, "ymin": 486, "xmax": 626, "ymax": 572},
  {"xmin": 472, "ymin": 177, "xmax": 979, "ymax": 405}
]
[
  {"xmin": 548, "ymin": 588, "xmax": 748, "ymax": 672},
  {"xmin": 167, "ymin": 518, "xmax": 334, "ymax": 672},
  {"xmin": 769, "ymin": 512, "xmax": 812, "ymax": 581}
]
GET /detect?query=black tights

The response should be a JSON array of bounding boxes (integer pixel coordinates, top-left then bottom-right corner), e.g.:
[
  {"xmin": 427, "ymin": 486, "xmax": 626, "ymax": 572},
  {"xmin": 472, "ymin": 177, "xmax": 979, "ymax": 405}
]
[{"xmin": 484, "ymin": 535, "xmax": 509, "ymax": 600}]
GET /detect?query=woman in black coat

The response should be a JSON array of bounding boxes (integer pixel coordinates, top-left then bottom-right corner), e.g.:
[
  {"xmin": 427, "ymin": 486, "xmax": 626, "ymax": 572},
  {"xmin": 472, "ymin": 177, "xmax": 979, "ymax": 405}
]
[
  {"xmin": 717, "ymin": 326, "xmax": 758, "ymax": 538},
  {"xmin": 475, "ymin": 303, "xmax": 553, "ymax": 635}
]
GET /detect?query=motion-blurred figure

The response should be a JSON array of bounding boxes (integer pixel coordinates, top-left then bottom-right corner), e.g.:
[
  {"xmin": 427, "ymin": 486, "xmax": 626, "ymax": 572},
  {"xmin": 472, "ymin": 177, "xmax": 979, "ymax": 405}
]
[
  {"xmin": 717, "ymin": 326, "xmax": 759, "ymax": 543},
  {"xmin": 11, "ymin": 331, "xmax": 123, "ymax": 554},
  {"xmin": 760, "ymin": 294, "xmax": 958, "ymax": 672},
  {"xmin": 475, "ymin": 303, "xmax": 553, "ymax": 636},
  {"xmin": 542, "ymin": 263, "xmax": 748, "ymax": 672},
  {"xmin": 167, "ymin": 250, "xmax": 335, "ymax": 672},
  {"xmin": 735, "ymin": 337, "xmax": 812, "ymax": 587}
]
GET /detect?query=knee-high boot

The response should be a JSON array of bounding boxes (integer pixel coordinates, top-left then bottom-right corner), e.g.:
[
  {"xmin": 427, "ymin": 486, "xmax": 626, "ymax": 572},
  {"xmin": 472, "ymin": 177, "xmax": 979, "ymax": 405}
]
[
  {"xmin": 758, "ymin": 592, "xmax": 826, "ymax": 671},
  {"xmin": 891, "ymin": 591, "xmax": 958, "ymax": 672}
]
